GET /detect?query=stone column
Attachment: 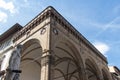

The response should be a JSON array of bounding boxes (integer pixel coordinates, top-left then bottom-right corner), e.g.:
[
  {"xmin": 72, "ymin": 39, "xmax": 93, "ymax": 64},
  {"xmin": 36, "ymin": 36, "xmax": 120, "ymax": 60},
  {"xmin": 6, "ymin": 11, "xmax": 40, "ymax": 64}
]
[{"xmin": 40, "ymin": 50, "xmax": 54, "ymax": 80}]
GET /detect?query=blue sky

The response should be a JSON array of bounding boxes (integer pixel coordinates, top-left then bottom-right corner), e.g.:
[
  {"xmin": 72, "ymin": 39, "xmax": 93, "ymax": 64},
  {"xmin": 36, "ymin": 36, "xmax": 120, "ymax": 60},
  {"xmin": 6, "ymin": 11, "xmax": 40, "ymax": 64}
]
[{"xmin": 0, "ymin": 0, "xmax": 120, "ymax": 69}]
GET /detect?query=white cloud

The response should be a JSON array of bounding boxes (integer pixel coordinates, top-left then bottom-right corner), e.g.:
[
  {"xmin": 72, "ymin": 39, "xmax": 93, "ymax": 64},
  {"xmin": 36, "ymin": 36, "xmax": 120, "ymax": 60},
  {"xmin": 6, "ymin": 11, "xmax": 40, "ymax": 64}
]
[
  {"xmin": 0, "ymin": 11, "xmax": 7, "ymax": 23},
  {"xmin": 0, "ymin": 0, "xmax": 16, "ymax": 13},
  {"xmin": 91, "ymin": 16, "xmax": 120, "ymax": 37},
  {"xmin": 93, "ymin": 41, "xmax": 110, "ymax": 55}
]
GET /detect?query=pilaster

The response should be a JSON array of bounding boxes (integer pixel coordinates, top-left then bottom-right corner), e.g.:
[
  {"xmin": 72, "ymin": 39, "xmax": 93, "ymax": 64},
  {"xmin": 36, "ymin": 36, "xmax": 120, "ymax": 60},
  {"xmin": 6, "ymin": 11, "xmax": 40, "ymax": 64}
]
[{"xmin": 40, "ymin": 50, "xmax": 54, "ymax": 80}]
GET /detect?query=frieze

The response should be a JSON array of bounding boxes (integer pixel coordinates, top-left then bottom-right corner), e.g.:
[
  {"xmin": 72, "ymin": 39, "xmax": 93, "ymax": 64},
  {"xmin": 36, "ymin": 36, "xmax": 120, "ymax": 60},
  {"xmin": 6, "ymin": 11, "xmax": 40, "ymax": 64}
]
[
  {"xmin": 13, "ymin": 8, "xmax": 52, "ymax": 42},
  {"xmin": 13, "ymin": 6, "xmax": 80, "ymax": 43}
]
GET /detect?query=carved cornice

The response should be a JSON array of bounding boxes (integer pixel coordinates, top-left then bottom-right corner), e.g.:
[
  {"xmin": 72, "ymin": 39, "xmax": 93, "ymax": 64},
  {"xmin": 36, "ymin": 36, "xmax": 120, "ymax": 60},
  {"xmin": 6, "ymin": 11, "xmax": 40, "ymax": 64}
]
[
  {"xmin": 13, "ymin": 6, "xmax": 52, "ymax": 42},
  {"xmin": 13, "ymin": 6, "xmax": 107, "ymax": 63}
]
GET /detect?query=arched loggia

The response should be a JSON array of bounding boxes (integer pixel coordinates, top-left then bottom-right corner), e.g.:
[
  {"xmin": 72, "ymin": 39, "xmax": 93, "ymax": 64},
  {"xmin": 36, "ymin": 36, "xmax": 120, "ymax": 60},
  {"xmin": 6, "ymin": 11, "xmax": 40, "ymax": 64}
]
[
  {"xmin": 20, "ymin": 39, "xmax": 42, "ymax": 80},
  {"xmin": 102, "ymin": 69, "xmax": 111, "ymax": 80},
  {"xmin": 53, "ymin": 40, "xmax": 85, "ymax": 80},
  {"xmin": 85, "ymin": 58, "xmax": 101, "ymax": 80}
]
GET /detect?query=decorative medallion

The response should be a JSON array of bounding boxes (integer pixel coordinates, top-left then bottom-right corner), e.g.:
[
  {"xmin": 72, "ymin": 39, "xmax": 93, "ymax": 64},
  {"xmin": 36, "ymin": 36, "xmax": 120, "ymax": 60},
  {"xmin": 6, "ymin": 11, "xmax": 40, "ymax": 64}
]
[
  {"xmin": 53, "ymin": 28, "xmax": 58, "ymax": 35},
  {"xmin": 40, "ymin": 27, "xmax": 46, "ymax": 35}
]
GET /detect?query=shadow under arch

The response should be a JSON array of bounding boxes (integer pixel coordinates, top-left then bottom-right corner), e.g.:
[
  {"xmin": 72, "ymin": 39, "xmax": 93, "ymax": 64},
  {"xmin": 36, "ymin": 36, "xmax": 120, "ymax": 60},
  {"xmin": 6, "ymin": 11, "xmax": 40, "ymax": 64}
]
[
  {"xmin": 102, "ymin": 68, "xmax": 111, "ymax": 80},
  {"xmin": 21, "ymin": 38, "xmax": 42, "ymax": 53},
  {"xmin": 21, "ymin": 38, "xmax": 43, "ymax": 58},
  {"xmin": 53, "ymin": 38, "xmax": 85, "ymax": 80},
  {"xmin": 85, "ymin": 58, "xmax": 101, "ymax": 80},
  {"xmin": 55, "ymin": 38, "xmax": 84, "ymax": 67},
  {"xmin": 54, "ymin": 57, "xmax": 82, "ymax": 80},
  {"xmin": 20, "ymin": 38, "xmax": 42, "ymax": 80}
]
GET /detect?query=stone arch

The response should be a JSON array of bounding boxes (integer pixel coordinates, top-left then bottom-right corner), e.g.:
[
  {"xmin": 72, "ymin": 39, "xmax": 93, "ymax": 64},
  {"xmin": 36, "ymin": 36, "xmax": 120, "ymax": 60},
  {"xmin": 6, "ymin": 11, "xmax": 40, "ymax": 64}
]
[
  {"xmin": 54, "ymin": 37, "xmax": 84, "ymax": 66},
  {"xmin": 102, "ymin": 68, "xmax": 111, "ymax": 80},
  {"xmin": 21, "ymin": 39, "xmax": 41, "ymax": 53},
  {"xmin": 85, "ymin": 58, "xmax": 101, "ymax": 80},
  {"xmin": 53, "ymin": 38, "xmax": 85, "ymax": 80},
  {"xmin": 20, "ymin": 38, "xmax": 42, "ymax": 80}
]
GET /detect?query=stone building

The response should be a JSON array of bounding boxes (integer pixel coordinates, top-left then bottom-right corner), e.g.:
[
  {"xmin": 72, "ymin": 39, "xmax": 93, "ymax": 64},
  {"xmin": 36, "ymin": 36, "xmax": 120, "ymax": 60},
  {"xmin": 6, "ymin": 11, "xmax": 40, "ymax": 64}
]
[
  {"xmin": 0, "ymin": 6, "xmax": 116, "ymax": 80},
  {"xmin": 109, "ymin": 66, "xmax": 120, "ymax": 80}
]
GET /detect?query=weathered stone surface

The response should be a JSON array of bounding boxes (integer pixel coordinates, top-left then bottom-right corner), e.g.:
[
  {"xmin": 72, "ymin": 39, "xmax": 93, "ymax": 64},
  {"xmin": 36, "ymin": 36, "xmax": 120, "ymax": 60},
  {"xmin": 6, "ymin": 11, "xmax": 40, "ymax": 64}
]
[{"xmin": 0, "ymin": 6, "xmax": 119, "ymax": 80}]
